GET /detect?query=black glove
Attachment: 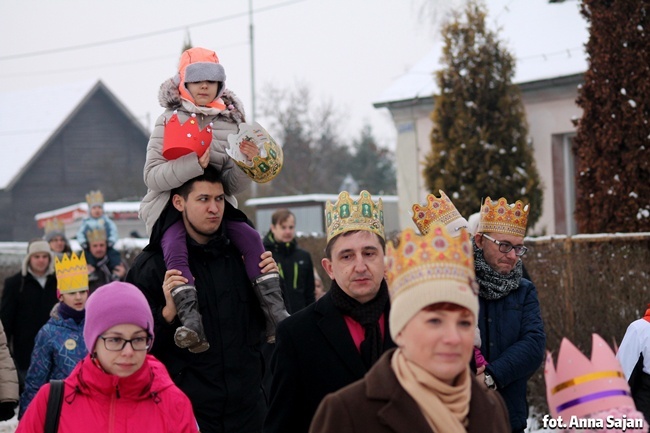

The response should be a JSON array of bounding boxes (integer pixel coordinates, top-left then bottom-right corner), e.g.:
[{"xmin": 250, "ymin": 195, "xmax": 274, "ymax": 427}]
[{"xmin": 0, "ymin": 401, "xmax": 17, "ymax": 421}]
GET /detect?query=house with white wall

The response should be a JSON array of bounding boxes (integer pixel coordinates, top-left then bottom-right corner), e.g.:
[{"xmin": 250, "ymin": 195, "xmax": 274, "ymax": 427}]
[{"xmin": 373, "ymin": 0, "xmax": 588, "ymax": 235}]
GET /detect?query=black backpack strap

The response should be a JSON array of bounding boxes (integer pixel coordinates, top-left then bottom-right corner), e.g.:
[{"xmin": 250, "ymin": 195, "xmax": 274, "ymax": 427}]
[{"xmin": 44, "ymin": 379, "xmax": 65, "ymax": 433}]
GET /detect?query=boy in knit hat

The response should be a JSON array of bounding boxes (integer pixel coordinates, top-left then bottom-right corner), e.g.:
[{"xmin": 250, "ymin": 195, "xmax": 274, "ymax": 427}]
[
  {"xmin": 0, "ymin": 240, "xmax": 58, "ymax": 391},
  {"xmin": 139, "ymin": 47, "xmax": 288, "ymax": 353}
]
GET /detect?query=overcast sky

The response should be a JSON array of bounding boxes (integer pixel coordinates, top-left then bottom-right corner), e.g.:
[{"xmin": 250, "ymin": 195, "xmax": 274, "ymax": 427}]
[{"xmin": 0, "ymin": 0, "xmax": 455, "ymax": 149}]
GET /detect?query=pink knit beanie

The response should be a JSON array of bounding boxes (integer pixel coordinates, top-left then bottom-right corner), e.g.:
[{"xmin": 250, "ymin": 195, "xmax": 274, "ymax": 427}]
[{"xmin": 84, "ymin": 282, "xmax": 154, "ymax": 352}]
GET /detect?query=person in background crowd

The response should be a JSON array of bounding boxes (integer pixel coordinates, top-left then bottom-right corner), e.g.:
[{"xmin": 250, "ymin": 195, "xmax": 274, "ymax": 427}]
[
  {"xmin": 19, "ymin": 252, "xmax": 90, "ymax": 418},
  {"xmin": 313, "ymin": 268, "xmax": 327, "ymax": 301},
  {"xmin": 545, "ymin": 334, "xmax": 648, "ymax": 432},
  {"xmin": 85, "ymin": 228, "xmax": 127, "ymax": 292},
  {"xmin": 76, "ymin": 190, "xmax": 122, "ymax": 274},
  {"xmin": 43, "ymin": 218, "xmax": 72, "ymax": 259},
  {"xmin": 16, "ymin": 282, "xmax": 199, "ymax": 433},
  {"xmin": 473, "ymin": 196, "xmax": 545, "ymax": 433},
  {"xmin": 128, "ymin": 167, "xmax": 278, "ymax": 433},
  {"xmin": 616, "ymin": 303, "xmax": 650, "ymax": 424},
  {"xmin": 265, "ymin": 191, "xmax": 395, "ymax": 433},
  {"xmin": 310, "ymin": 224, "xmax": 510, "ymax": 433},
  {"xmin": 0, "ymin": 240, "xmax": 58, "ymax": 392},
  {"xmin": 263, "ymin": 208, "xmax": 315, "ymax": 313}
]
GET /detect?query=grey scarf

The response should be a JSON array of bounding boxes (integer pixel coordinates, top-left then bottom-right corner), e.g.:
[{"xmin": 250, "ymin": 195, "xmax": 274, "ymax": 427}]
[{"xmin": 473, "ymin": 238, "xmax": 523, "ymax": 300}]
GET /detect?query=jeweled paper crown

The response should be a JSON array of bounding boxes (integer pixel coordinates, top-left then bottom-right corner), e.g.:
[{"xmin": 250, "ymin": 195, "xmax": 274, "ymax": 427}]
[
  {"xmin": 412, "ymin": 190, "xmax": 468, "ymax": 237},
  {"xmin": 86, "ymin": 228, "xmax": 107, "ymax": 243},
  {"xmin": 86, "ymin": 190, "xmax": 104, "ymax": 208},
  {"xmin": 162, "ymin": 112, "xmax": 213, "ymax": 160},
  {"xmin": 325, "ymin": 191, "xmax": 384, "ymax": 243},
  {"xmin": 55, "ymin": 252, "xmax": 89, "ymax": 294},
  {"xmin": 226, "ymin": 122, "xmax": 283, "ymax": 183},
  {"xmin": 477, "ymin": 196, "xmax": 529, "ymax": 237},
  {"xmin": 545, "ymin": 334, "xmax": 634, "ymax": 419},
  {"xmin": 44, "ymin": 218, "xmax": 65, "ymax": 236},
  {"xmin": 385, "ymin": 225, "xmax": 478, "ymax": 339}
]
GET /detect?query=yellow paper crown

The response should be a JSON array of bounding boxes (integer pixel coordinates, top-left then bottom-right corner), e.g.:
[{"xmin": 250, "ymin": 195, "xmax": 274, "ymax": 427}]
[
  {"xmin": 325, "ymin": 190, "xmax": 384, "ymax": 243},
  {"xmin": 86, "ymin": 228, "xmax": 107, "ymax": 243},
  {"xmin": 412, "ymin": 190, "xmax": 466, "ymax": 236},
  {"xmin": 86, "ymin": 190, "xmax": 104, "ymax": 208},
  {"xmin": 477, "ymin": 196, "xmax": 530, "ymax": 237},
  {"xmin": 55, "ymin": 252, "xmax": 89, "ymax": 294},
  {"xmin": 385, "ymin": 225, "xmax": 478, "ymax": 339},
  {"xmin": 44, "ymin": 218, "xmax": 65, "ymax": 236}
]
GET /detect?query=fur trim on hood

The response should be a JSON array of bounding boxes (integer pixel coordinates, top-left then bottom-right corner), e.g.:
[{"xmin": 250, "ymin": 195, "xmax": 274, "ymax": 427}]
[{"xmin": 158, "ymin": 78, "xmax": 246, "ymax": 124}]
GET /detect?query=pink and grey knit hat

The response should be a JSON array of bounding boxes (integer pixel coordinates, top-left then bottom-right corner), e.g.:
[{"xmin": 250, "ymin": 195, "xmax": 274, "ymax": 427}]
[{"xmin": 83, "ymin": 282, "xmax": 154, "ymax": 352}]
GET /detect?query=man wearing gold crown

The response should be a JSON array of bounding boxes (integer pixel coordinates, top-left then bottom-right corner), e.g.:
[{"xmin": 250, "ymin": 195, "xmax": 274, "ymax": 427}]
[
  {"xmin": 85, "ymin": 228, "xmax": 127, "ymax": 292},
  {"xmin": 265, "ymin": 191, "xmax": 396, "ymax": 433},
  {"xmin": 473, "ymin": 197, "xmax": 545, "ymax": 433}
]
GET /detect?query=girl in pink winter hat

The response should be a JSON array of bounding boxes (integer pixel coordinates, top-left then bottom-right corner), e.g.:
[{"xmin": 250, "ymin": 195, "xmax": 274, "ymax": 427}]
[{"xmin": 17, "ymin": 282, "xmax": 199, "ymax": 433}]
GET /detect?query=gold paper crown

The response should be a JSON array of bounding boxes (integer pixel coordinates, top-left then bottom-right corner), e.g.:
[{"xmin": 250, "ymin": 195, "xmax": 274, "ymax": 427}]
[
  {"xmin": 477, "ymin": 196, "xmax": 530, "ymax": 237},
  {"xmin": 412, "ymin": 190, "xmax": 466, "ymax": 236},
  {"xmin": 386, "ymin": 226, "xmax": 476, "ymax": 300},
  {"xmin": 86, "ymin": 228, "xmax": 107, "ymax": 243},
  {"xmin": 86, "ymin": 190, "xmax": 104, "ymax": 208},
  {"xmin": 325, "ymin": 191, "xmax": 384, "ymax": 243},
  {"xmin": 55, "ymin": 252, "xmax": 89, "ymax": 294},
  {"xmin": 385, "ymin": 225, "xmax": 478, "ymax": 338},
  {"xmin": 234, "ymin": 137, "xmax": 283, "ymax": 183},
  {"xmin": 44, "ymin": 218, "xmax": 65, "ymax": 236}
]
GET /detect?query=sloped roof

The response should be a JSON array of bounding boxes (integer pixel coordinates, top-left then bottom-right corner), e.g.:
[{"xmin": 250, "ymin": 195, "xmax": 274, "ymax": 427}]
[
  {"xmin": 374, "ymin": 0, "xmax": 589, "ymax": 106},
  {"xmin": 0, "ymin": 79, "xmax": 146, "ymax": 190}
]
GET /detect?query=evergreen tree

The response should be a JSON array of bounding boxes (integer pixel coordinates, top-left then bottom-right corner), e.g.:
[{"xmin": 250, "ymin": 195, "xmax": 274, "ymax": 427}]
[
  {"xmin": 348, "ymin": 124, "xmax": 397, "ymax": 194},
  {"xmin": 573, "ymin": 0, "xmax": 650, "ymax": 233},
  {"xmin": 422, "ymin": 0, "xmax": 543, "ymax": 228}
]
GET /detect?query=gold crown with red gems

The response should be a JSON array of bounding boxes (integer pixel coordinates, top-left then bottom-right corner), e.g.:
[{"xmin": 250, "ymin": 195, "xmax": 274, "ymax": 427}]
[
  {"xmin": 86, "ymin": 190, "xmax": 104, "ymax": 208},
  {"xmin": 55, "ymin": 251, "xmax": 89, "ymax": 294},
  {"xmin": 325, "ymin": 191, "xmax": 384, "ymax": 243},
  {"xmin": 477, "ymin": 196, "xmax": 529, "ymax": 237},
  {"xmin": 412, "ymin": 190, "xmax": 467, "ymax": 236},
  {"xmin": 545, "ymin": 334, "xmax": 634, "ymax": 419},
  {"xmin": 386, "ymin": 225, "xmax": 476, "ymax": 300},
  {"xmin": 162, "ymin": 112, "xmax": 213, "ymax": 160}
]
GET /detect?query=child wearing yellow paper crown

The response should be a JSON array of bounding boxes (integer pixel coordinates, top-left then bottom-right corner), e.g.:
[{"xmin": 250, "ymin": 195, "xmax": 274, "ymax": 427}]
[
  {"xmin": 139, "ymin": 47, "xmax": 288, "ymax": 352},
  {"xmin": 19, "ymin": 252, "xmax": 89, "ymax": 419}
]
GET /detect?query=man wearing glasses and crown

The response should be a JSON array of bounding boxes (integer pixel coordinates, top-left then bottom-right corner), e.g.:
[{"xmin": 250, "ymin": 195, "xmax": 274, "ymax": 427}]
[{"xmin": 473, "ymin": 196, "xmax": 546, "ymax": 433}]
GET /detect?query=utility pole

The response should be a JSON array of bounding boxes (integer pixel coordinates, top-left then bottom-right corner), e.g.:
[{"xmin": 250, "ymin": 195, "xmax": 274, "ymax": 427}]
[{"xmin": 249, "ymin": 0, "xmax": 258, "ymax": 198}]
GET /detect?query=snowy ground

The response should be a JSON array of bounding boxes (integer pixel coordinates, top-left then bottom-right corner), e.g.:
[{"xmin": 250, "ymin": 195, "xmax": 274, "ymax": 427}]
[{"xmin": 0, "ymin": 415, "xmax": 16, "ymax": 433}]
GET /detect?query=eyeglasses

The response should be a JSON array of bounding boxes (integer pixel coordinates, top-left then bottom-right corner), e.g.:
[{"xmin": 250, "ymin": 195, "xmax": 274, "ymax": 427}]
[
  {"xmin": 481, "ymin": 234, "xmax": 528, "ymax": 257},
  {"xmin": 99, "ymin": 335, "xmax": 152, "ymax": 351}
]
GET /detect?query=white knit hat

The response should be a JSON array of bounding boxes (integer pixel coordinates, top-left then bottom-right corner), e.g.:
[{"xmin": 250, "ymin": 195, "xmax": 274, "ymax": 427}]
[{"xmin": 22, "ymin": 239, "xmax": 54, "ymax": 276}]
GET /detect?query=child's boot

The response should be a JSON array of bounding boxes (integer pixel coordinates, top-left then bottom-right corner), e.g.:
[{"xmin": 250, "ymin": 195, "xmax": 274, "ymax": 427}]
[
  {"xmin": 252, "ymin": 272, "xmax": 290, "ymax": 343},
  {"xmin": 171, "ymin": 285, "xmax": 210, "ymax": 353}
]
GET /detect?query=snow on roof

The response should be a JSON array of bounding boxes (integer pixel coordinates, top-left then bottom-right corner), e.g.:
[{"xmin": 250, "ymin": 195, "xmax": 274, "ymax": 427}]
[
  {"xmin": 0, "ymin": 79, "xmax": 99, "ymax": 190},
  {"xmin": 34, "ymin": 201, "xmax": 141, "ymax": 221},
  {"xmin": 374, "ymin": 0, "xmax": 589, "ymax": 106}
]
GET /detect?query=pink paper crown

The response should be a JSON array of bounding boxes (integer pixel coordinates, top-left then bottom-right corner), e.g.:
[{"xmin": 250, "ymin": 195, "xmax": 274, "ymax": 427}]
[
  {"xmin": 162, "ymin": 112, "xmax": 213, "ymax": 160},
  {"xmin": 544, "ymin": 334, "xmax": 634, "ymax": 419}
]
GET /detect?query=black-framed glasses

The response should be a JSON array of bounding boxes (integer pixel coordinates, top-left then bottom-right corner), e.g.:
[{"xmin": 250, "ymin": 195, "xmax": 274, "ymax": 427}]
[
  {"xmin": 481, "ymin": 233, "xmax": 528, "ymax": 257},
  {"xmin": 99, "ymin": 335, "xmax": 152, "ymax": 351}
]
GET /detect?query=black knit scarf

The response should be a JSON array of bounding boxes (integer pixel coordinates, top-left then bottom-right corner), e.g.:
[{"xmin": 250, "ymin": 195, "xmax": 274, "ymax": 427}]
[
  {"xmin": 329, "ymin": 279, "xmax": 389, "ymax": 370},
  {"xmin": 473, "ymin": 238, "xmax": 523, "ymax": 300}
]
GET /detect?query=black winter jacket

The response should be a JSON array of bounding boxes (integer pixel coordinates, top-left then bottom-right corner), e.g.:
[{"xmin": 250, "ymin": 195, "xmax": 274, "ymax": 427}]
[
  {"xmin": 263, "ymin": 233, "xmax": 315, "ymax": 313},
  {"xmin": 127, "ymin": 228, "xmax": 266, "ymax": 433}
]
